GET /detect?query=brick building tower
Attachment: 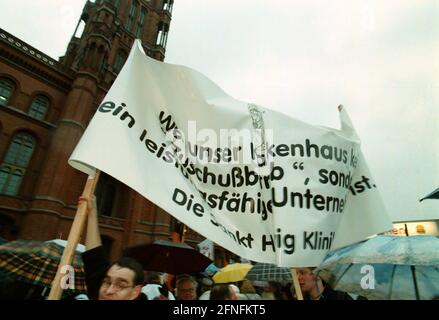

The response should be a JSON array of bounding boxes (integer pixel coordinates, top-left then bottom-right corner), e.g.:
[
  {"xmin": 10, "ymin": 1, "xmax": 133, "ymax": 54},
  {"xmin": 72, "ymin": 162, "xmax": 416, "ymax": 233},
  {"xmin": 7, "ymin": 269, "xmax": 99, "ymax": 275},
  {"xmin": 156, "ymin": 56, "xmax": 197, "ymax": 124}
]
[{"xmin": 0, "ymin": 0, "xmax": 238, "ymax": 264}]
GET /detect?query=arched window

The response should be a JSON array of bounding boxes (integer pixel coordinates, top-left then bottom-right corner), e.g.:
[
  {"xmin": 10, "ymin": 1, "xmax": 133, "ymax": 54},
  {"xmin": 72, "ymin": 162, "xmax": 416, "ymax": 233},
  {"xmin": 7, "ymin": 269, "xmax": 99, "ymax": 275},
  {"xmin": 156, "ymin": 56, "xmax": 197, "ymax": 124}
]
[
  {"xmin": 0, "ymin": 78, "xmax": 15, "ymax": 107},
  {"xmin": 101, "ymin": 235, "xmax": 114, "ymax": 259},
  {"xmin": 163, "ymin": 0, "xmax": 174, "ymax": 14},
  {"xmin": 0, "ymin": 213, "xmax": 18, "ymax": 241},
  {"xmin": 73, "ymin": 13, "xmax": 88, "ymax": 39},
  {"xmin": 125, "ymin": 0, "xmax": 138, "ymax": 31},
  {"xmin": 0, "ymin": 132, "xmax": 35, "ymax": 196},
  {"xmin": 28, "ymin": 95, "xmax": 49, "ymax": 120},
  {"xmin": 95, "ymin": 172, "xmax": 118, "ymax": 217},
  {"xmin": 135, "ymin": 7, "xmax": 147, "ymax": 38},
  {"xmin": 113, "ymin": 50, "xmax": 127, "ymax": 73},
  {"xmin": 169, "ymin": 217, "xmax": 186, "ymax": 241},
  {"xmin": 156, "ymin": 22, "xmax": 169, "ymax": 48},
  {"xmin": 74, "ymin": 20, "xmax": 86, "ymax": 38},
  {"xmin": 100, "ymin": 183, "xmax": 116, "ymax": 216}
]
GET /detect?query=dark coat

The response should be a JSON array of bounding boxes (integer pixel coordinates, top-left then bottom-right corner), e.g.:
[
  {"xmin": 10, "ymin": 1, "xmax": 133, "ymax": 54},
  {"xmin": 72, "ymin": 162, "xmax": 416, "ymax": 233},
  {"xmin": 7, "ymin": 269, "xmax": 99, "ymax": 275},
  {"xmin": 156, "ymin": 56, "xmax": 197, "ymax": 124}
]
[
  {"xmin": 82, "ymin": 246, "xmax": 108, "ymax": 300},
  {"xmin": 304, "ymin": 282, "xmax": 353, "ymax": 301},
  {"xmin": 318, "ymin": 284, "xmax": 353, "ymax": 300}
]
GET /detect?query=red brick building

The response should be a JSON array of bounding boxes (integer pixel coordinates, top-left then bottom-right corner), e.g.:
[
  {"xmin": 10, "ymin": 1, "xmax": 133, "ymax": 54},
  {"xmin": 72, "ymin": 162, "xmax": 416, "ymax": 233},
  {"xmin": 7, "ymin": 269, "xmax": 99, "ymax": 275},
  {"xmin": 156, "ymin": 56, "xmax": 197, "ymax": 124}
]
[{"xmin": 0, "ymin": 0, "xmax": 233, "ymax": 266}]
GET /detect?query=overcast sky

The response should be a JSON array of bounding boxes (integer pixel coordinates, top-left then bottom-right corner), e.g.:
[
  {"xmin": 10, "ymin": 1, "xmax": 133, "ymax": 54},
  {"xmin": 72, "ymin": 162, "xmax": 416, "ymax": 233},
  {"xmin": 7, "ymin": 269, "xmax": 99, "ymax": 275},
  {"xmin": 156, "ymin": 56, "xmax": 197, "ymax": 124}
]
[{"xmin": 0, "ymin": 0, "xmax": 438, "ymax": 222}]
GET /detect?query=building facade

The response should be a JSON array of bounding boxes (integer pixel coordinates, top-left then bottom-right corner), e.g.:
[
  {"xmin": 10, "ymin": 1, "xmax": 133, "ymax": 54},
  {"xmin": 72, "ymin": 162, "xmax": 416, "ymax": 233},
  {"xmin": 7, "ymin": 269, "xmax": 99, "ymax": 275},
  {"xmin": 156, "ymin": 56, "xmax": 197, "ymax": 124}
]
[{"xmin": 0, "ymin": 0, "xmax": 238, "ymax": 265}]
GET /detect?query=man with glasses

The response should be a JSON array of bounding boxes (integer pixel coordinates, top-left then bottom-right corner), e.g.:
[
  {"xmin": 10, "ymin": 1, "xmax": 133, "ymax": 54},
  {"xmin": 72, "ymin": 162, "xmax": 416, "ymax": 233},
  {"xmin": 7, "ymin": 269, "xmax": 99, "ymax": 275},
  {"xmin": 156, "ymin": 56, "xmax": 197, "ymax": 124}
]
[
  {"xmin": 80, "ymin": 196, "xmax": 147, "ymax": 300},
  {"xmin": 210, "ymin": 284, "xmax": 238, "ymax": 300},
  {"xmin": 175, "ymin": 276, "xmax": 198, "ymax": 300}
]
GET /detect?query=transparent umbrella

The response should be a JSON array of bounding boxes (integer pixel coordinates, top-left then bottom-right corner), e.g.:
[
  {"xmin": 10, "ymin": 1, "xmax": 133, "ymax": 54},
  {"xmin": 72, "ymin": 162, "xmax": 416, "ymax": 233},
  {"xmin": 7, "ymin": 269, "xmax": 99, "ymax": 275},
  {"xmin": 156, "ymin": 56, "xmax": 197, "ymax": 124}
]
[{"xmin": 316, "ymin": 235, "xmax": 439, "ymax": 300}]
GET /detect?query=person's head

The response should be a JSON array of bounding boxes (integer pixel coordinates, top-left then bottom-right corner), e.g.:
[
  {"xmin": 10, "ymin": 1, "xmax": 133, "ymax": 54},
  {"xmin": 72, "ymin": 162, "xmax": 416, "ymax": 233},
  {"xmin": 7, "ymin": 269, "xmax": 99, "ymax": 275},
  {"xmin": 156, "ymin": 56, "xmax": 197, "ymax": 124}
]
[
  {"xmin": 239, "ymin": 280, "xmax": 256, "ymax": 294},
  {"xmin": 229, "ymin": 284, "xmax": 240, "ymax": 298},
  {"xmin": 147, "ymin": 271, "xmax": 165, "ymax": 285},
  {"xmin": 210, "ymin": 284, "xmax": 238, "ymax": 300},
  {"xmin": 198, "ymin": 277, "xmax": 213, "ymax": 295},
  {"xmin": 268, "ymin": 281, "xmax": 285, "ymax": 300},
  {"xmin": 98, "ymin": 258, "xmax": 144, "ymax": 300},
  {"xmin": 175, "ymin": 276, "xmax": 198, "ymax": 300},
  {"xmin": 260, "ymin": 287, "xmax": 275, "ymax": 300},
  {"xmin": 296, "ymin": 267, "xmax": 324, "ymax": 298}
]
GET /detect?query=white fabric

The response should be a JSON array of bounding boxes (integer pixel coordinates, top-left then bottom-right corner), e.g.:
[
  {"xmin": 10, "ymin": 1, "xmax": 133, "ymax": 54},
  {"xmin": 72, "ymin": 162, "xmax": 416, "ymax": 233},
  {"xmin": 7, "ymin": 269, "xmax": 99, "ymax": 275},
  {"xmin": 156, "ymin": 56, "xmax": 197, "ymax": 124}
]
[
  {"xmin": 69, "ymin": 40, "xmax": 393, "ymax": 267},
  {"xmin": 48, "ymin": 239, "xmax": 86, "ymax": 253},
  {"xmin": 141, "ymin": 284, "xmax": 175, "ymax": 300},
  {"xmin": 198, "ymin": 290, "xmax": 210, "ymax": 300}
]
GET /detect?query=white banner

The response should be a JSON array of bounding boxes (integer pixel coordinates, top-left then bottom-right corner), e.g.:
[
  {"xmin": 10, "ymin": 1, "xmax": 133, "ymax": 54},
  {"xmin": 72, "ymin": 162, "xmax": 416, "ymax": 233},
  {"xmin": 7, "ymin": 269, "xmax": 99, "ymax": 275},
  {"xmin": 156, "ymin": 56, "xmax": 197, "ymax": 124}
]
[{"xmin": 69, "ymin": 40, "xmax": 393, "ymax": 267}]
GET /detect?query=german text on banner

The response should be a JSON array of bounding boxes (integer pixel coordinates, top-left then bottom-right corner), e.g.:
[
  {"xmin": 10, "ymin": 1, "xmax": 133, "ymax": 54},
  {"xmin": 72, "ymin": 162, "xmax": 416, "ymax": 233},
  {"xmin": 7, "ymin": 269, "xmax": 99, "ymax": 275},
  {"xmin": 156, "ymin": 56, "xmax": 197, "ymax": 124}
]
[{"xmin": 69, "ymin": 40, "xmax": 392, "ymax": 267}]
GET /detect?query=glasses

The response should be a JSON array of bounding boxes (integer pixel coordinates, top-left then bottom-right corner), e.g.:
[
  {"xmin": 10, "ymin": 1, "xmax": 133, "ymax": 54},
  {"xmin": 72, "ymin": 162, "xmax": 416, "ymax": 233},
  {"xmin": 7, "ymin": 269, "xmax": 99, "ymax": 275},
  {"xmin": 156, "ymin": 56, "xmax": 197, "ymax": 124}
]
[{"xmin": 101, "ymin": 278, "xmax": 134, "ymax": 291}]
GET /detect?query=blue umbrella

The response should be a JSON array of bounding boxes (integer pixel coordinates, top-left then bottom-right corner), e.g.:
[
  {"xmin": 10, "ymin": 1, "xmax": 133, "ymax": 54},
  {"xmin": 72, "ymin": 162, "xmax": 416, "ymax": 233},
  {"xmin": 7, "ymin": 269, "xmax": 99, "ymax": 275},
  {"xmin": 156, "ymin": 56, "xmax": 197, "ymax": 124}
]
[
  {"xmin": 316, "ymin": 235, "xmax": 439, "ymax": 300},
  {"xmin": 203, "ymin": 263, "xmax": 220, "ymax": 277}
]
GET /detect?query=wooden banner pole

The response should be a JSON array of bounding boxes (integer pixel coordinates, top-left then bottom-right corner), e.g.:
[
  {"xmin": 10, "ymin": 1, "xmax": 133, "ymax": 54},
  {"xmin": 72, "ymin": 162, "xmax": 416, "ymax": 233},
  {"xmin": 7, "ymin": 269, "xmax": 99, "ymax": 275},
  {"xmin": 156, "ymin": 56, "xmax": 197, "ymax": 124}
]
[
  {"xmin": 48, "ymin": 170, "xmax": 100, "ymax": 300},
  {"xmin": 291, "ymin": 268, "xmax": 304, "ymax": 300}
]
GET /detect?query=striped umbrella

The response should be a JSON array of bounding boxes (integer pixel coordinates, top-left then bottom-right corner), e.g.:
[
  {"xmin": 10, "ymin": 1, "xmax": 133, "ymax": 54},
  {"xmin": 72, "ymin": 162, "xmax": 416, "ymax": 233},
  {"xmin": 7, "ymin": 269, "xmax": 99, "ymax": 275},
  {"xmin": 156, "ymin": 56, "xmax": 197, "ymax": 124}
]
[
  {"xmin": 0, "ymin": 240, "xmax": 86, "ymax": 293},
  {"xmin": 245, "ymin": 263, "xmax": 292, "ymax": 282}
]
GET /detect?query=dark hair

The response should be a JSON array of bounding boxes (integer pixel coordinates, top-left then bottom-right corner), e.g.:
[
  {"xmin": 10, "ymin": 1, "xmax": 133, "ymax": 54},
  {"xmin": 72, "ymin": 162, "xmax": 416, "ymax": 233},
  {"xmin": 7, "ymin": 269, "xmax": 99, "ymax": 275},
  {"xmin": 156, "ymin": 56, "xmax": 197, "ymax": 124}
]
[
  {"xmin": 210, "ymin": 284, "xmax": 232, "ymax": 300},
  {"xmin": 147, "ymin": 271, "xmax": 163, "ymax": 284},
  {"xmin": 269, "ymin": 282, "xmax": 286, "ymax": 300},
  {"xmin": 158, "ymin": 285, "xmax": 169, "ymax": 297},
  {"xmin": 176, "ymin": 275, "xmax": 198, "ymax": 289},
  {"xmin": 113, "ymin": 258, "xmax": 144, "ymax": 285}
]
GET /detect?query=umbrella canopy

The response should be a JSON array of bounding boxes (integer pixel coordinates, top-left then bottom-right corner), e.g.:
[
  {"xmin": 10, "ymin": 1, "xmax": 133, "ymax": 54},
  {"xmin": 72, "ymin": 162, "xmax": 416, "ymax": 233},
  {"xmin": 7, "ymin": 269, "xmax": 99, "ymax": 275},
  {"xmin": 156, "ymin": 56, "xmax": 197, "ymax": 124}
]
[
  {"xmin": 212, "ymin": 263, "xmax": 252, "ymax": 284},
  {"xmin": 123, "ymin": 240, "xmax": 212, "ymax": 274},
  {"xmin": 0, "ymin": 240, "xmax": 86, "ymax": 293},
  {"xmin": 316, "ymin": 235, "xmax": 439, "ymax": 300},
  {"xmin": 245, "ymin": 263, "xmax": 292, "ymax": 282}
]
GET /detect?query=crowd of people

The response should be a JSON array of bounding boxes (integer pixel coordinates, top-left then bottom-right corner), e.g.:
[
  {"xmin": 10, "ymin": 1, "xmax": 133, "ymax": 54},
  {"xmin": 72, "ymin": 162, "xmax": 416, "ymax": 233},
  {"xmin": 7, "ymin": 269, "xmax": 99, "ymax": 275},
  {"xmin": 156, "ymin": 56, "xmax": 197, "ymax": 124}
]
[
  {"xmin": 0, "ymin": 195, "xmax": 357, "ymax": 300},
  {"xmin": 75, "ymin": 196, "xmax": 355, "ymax": 300}
]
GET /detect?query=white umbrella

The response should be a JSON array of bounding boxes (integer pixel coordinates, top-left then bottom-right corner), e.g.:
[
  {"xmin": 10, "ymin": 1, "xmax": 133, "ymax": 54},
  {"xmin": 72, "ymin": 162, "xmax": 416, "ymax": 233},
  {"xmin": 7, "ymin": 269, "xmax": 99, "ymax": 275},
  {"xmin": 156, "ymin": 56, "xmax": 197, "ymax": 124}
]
[
  {"xmin": 316, "ymin": 235, "xmax": 439, "ymax": 300},
  {"xmin": 47, "ymin": 239, "xmax": 86, "ymax": 253}
]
